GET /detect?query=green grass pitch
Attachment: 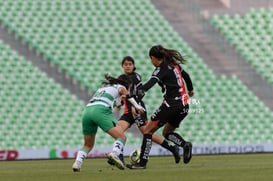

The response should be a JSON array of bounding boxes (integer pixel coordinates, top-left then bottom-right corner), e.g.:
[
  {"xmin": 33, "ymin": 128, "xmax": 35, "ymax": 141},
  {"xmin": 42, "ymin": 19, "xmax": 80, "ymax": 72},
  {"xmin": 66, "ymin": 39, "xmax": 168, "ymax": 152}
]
[{"xmin": 1, "ymin": 154, "xmax": 272, "ymax": 181}]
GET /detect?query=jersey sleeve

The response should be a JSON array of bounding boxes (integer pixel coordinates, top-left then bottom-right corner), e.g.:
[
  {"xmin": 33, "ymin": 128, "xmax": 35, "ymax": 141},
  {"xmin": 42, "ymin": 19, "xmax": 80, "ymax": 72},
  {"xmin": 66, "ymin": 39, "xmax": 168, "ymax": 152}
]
[
  {"xmin": 139, "ymin": 78, "xmax": 158, "ymax": 92},
  {"xmin": 139, "ymin": 67, "xmax": 163, "ymax": 92},
  {"xmin": 134, "ymin": 72, "xmax": 142, "ymax": 89},
  {"xmin": 181, "ymin": 69, "xmax": 193, "ymax": 91}
]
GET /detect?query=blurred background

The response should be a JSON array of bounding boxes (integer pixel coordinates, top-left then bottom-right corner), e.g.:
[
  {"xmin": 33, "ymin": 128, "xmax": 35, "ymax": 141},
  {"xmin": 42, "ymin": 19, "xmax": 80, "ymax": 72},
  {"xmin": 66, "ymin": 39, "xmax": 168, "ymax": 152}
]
[{"xmin": 0, "ymin": 0, "xmax": 272, "ymax": 160}]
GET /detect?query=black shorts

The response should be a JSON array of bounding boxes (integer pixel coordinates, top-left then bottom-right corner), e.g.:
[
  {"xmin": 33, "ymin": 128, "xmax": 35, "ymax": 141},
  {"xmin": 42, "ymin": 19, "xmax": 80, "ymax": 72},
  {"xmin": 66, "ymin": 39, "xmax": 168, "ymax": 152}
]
[
  {"xmin": 151, "ymin": 101, "xmax": 189, "ymax": 128},
  {"xmin": 119, "ymin": 110, "xmax": 147, "ymax": 128}
]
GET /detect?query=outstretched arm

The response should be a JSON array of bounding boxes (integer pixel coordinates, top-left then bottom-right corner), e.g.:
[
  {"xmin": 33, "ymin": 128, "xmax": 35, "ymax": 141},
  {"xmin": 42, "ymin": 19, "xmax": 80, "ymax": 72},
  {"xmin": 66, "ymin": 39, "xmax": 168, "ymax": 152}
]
[
  {"xmin": 136, "ymin": 77, "xmax": 158, "ymax": 98},
  {"xmin": 139, "ymin": 77, "xmax": 158, "ymax": 92}
]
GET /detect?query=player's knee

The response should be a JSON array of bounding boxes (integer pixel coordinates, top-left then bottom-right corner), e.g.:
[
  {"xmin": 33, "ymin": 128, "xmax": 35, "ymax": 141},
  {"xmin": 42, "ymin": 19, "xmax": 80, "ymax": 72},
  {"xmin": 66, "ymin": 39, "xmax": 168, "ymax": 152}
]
[
  {"xmin": 143, "ymin": 130, "xmax": 153, "ymax": 135},
  {"xmin": 162, "ymin": 131, "xmax": 171, "ymax": 139},
  {"xmin": 138, "ymin": 126, "xmax": 145, "ymax": 134},
  {"xmin": 163, "ymin": 132, "xmax": 168, "ymax": 139}
]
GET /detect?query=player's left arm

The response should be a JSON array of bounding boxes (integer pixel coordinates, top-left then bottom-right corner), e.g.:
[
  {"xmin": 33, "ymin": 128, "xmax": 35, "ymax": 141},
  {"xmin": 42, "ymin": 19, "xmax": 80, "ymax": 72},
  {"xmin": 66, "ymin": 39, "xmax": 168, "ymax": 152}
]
[{"xmin": 181, "ymin": 69, "xmax": 194, "ymax": 97}]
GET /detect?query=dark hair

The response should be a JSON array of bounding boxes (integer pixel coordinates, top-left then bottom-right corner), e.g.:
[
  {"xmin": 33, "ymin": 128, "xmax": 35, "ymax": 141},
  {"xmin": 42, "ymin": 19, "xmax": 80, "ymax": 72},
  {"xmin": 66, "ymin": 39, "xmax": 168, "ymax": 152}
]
[
  {"xmin": 149, "ymin": 45, "xmax": 186, "ymax": 64},
  {"xmin": 102, "ymin": 74, "xmax": 131, "ymax": 89},
  {"xmin": 121, "ymin": 56, "xmax": 136, "ymax": 71}
]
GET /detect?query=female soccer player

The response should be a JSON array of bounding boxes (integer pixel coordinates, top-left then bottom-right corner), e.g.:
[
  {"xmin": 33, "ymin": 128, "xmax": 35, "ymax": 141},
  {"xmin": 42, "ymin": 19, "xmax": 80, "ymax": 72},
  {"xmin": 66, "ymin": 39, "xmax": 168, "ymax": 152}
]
[
  {"xmin": 72, "ymin": 74, "xmax": 144, "ymax": 171},
  {"xmin": 112, "ymin": 56, "xmax": 180, "ymax": 164},
  {"xmin": 126, "ymin": 45, "xmax": 194, "ymax": 169}
]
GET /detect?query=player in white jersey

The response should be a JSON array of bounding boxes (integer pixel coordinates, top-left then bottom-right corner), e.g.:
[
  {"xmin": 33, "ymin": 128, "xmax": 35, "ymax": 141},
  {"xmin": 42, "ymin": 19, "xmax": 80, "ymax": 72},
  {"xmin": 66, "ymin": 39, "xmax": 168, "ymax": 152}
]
[{"xmin": 72, "ymin": 74, "xmax": 144, "ymax": 171}]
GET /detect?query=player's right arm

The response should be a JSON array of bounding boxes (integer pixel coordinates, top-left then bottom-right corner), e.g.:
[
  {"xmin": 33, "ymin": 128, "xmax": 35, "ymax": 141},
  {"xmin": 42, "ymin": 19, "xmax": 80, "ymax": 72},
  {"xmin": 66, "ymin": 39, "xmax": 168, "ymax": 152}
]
[{"xmin": 118, "ymin": 86, "xmax": 145, "ymax": 114}]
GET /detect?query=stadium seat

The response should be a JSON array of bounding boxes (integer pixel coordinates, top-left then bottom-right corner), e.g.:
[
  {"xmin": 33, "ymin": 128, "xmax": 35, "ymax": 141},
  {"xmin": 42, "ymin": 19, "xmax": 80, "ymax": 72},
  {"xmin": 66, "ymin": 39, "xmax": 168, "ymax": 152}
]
[{"xmin": 210, "ymin": 8, "xmax": 273, "ymax": 85}]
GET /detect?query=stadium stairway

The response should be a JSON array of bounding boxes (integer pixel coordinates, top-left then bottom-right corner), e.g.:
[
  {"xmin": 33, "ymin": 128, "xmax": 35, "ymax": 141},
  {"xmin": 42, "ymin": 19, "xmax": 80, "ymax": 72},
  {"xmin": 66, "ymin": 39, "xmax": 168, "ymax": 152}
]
[{"xmin": 151, "ymin": 0, "xmax": 273, "ymax": 110}]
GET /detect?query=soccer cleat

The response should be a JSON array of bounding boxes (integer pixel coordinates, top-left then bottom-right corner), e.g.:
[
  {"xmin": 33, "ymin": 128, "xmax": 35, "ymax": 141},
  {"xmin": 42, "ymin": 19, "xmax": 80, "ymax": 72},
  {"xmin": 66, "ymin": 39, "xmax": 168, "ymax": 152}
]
[
  {"xmin": 72, "ymin": 161, "xmax": 82, "ymax": 172},
  {"xmin": 183, "ymin": 142, "xmax": 192, "ymax": 164},
  {"xmin": 172, "ymin": 145, "xmax": 181, "ymax": 164},
  {"xmin": 107, "ymin": 154, "xmax": 125, "ymax": 166},
  {"xmin": 107, "ymin": 159, "xmax": 115, "ymax": 166},
  {"xmin": 126, "ymin": 163, "xmax": 146, "ymax": 169},
  {"xmin": 107, "ymin": 152, "xmax": 125, "ymax": 170}
]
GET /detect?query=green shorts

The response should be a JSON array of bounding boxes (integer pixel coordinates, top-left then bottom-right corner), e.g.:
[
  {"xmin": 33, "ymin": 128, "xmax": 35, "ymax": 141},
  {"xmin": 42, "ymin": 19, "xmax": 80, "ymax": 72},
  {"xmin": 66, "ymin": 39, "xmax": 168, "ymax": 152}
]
[{"xmin": 82, "ymin": 105, "xmax": 118, "ymax": 135}]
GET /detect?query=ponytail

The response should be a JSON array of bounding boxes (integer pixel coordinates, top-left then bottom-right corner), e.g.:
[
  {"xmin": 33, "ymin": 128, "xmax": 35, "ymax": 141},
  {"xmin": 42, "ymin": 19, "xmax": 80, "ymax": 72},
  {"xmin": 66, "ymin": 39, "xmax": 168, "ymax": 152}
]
[
  {"xmin": 149, "ymin": 45, "xmax": 186, "ymax": 64},
  {"xmin": 102, "ymin": 74, "xmax": 131, "ymax": 89}
]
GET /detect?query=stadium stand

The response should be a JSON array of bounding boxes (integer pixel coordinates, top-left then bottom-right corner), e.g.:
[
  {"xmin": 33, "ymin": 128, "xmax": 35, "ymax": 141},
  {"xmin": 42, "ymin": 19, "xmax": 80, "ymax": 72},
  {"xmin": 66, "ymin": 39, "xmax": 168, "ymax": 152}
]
[
  {"xmin": 0, "ymin": 40, "xmax": 87, "ymax": 149},
  {"xmin": 0, "ymin": 0, "xmax": 272, "ymax": 152},
  {"xmin": 0, "ymin": 38, "xmax": 143, "ymax": 149},
  {"xmin": 210, "ymin": 8, "xmax": 273, "ymax": 85}
]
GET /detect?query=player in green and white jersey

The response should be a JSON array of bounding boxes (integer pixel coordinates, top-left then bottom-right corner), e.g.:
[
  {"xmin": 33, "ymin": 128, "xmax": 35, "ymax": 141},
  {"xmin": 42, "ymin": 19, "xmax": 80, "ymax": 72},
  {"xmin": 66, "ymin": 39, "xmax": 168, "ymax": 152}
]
[{"xmin": 72, "ymin": 74, "xmax": 144, "ymax": 171}]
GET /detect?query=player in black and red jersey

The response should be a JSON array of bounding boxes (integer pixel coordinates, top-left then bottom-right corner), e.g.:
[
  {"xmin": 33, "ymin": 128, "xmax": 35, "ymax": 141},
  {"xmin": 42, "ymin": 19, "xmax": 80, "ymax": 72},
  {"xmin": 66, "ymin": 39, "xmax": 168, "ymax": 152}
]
[
  {"xmin": 126, "ymin": 45, "xmax": 194, "ymax": 169},
  {"xmin": 108, "ymin": 56, "xmax": 180, "ymax": 166}
]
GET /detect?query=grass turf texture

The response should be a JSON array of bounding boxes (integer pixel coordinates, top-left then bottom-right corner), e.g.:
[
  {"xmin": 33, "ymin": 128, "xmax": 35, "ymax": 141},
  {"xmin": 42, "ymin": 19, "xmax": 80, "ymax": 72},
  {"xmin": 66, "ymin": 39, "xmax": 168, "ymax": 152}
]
[{"xmin": 1, "ymin": 154, "xmax": 272, "ymax": 181}]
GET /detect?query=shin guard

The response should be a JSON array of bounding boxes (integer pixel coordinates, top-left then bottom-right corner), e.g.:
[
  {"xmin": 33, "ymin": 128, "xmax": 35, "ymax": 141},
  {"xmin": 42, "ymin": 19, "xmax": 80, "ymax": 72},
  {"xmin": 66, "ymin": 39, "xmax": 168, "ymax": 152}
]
[
  {"xmin": 139, "ymin": 134, "xmax": 152, "ymax": 166},
  {"xmin": 165, "ymin": 132, "xmax": 186, "ymax": 147}
]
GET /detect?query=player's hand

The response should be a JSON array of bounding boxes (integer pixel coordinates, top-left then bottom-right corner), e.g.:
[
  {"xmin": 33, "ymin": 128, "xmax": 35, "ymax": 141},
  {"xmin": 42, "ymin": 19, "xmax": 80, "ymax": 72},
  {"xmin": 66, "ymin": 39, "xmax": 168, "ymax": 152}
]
[
  {"xmin": 131, "ymin": 104, "xmax": 145, "ymax": 115},
  {"xmin": 188, "ymin": 90, "xmax": 194, "ymax": 97},
  {"xmin": 120, "ymin": 94, "xmax": 127, "ymax": 100},
  {"xmin": 128, "ymin": 97, "xmax": 145, "ymax": 113},
  {"xmin": 135, "ymin": 105, "xmax": 145, "ymax": 114},
  {"xmin": 135, "ymin": 104, "xmax": 146, "ymax": 114}
]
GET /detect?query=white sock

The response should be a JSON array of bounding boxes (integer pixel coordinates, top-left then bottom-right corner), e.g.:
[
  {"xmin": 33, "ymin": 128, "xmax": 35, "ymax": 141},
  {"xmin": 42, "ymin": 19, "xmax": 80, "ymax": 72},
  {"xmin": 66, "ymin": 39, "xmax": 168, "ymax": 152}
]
[
  {"xmin": 76, "ymin": 150, "xmax": 87, "ymax": 163},
  {"xmin": 112, "ymin": 139, "xmax": 125, "ymax": 155}
]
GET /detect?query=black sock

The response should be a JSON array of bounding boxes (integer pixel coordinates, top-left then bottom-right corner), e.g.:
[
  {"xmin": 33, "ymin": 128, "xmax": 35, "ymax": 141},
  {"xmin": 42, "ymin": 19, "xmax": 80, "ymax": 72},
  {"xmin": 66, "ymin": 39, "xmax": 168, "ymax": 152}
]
[
  {"xmin": 161, "ymin": 140, "xmax": 176, "ymax": 153},
  {"xmin": 139, "ymin": 134, "xmax": 152, "ymax": 166},
  {"xmin": 165, "ymin": 132, "xmax": 186, "ymax": 148}
]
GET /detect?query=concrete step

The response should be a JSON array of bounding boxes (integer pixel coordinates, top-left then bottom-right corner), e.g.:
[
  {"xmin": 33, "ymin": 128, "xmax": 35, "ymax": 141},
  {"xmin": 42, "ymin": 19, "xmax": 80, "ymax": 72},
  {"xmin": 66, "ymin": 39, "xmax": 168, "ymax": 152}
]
[{"xmin": 151, "ymin": 0, "xmax": 273, "ymax": 110}]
